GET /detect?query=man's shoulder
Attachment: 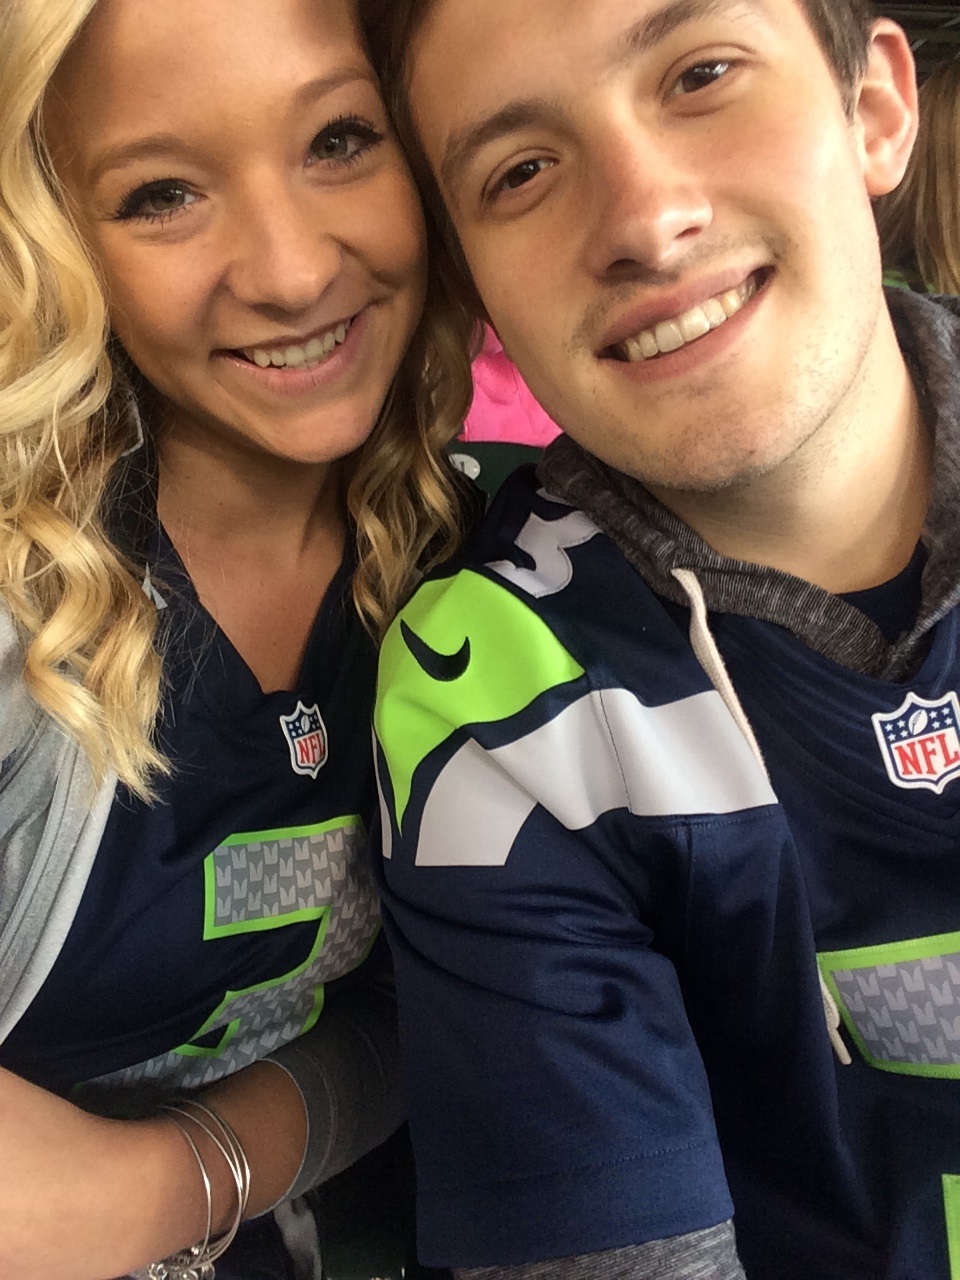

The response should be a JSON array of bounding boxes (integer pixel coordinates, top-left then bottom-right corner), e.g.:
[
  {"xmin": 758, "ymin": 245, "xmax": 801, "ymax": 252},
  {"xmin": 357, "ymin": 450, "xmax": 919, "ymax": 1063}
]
[
  {"xmin": 466, "ymin": 461, "xmax": 608, "ymax": 576},
  {"xmin": 385, "ymin": 465, "xmax": 711, "ymax": 710},
  {"xmin": 374, "ymin": 468, "xmax": 780, "ymax": 860}
]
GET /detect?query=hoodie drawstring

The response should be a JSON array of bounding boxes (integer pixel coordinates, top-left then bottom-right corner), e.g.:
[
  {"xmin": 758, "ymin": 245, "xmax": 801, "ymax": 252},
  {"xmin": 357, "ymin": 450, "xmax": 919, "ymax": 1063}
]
[{"xmin": 671, "ymin": 568, "xmax": 852, "ymax": 1067}]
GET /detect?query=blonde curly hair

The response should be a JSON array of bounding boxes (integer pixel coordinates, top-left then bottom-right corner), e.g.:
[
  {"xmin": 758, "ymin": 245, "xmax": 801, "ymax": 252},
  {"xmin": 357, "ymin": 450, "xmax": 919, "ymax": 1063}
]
[{"xmin": 0, "ymin": 0, "xmax": 473, "ymax": 800}]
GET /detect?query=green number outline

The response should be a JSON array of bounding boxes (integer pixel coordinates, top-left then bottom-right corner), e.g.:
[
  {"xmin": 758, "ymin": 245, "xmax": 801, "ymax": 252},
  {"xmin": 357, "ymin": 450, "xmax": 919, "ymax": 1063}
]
[
  {"xmin": 202, "ymin": 815, "xmax": 364, "ymax": 941},
  {"xmin": 176, "ymin": 814, "xmax": 368, "ymax": 1059},
  {"xmin": 819, "ymin": 930, "xmax": 960, "ymax": 1079},
  {"xmin": 174, "ymin": 911, "xmax": 330, "ymax": 1058}
]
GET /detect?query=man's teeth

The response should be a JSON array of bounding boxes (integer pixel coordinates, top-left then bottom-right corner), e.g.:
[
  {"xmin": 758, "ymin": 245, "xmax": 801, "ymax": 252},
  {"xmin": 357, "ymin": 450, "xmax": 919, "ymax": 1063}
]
[
  {"xmin": 620, "ymin": 275, "xmax": 759, "ymax": 362},
  {"xmin": 245, "ymin": 321, "xmax": 349, "ymax": 370}
]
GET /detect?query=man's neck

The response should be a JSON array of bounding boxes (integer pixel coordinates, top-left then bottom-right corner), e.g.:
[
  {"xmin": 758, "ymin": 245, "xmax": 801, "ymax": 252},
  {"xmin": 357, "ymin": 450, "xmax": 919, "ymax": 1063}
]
[{"xmin": 646, "ymin": 313, "xmax": 930, "ymax": 595}]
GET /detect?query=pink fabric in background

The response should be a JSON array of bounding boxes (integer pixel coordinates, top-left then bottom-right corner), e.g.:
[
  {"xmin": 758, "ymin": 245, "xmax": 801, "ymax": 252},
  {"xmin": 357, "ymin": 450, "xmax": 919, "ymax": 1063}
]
[{"xmin": 461, "ymin": 328, "xmax": 562, "ymax": 446}]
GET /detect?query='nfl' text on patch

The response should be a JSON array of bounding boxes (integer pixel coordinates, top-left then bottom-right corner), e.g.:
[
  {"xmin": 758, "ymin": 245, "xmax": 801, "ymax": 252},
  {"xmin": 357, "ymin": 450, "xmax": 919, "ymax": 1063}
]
[
  {"xmin": 872, "ymin": 691, "xmax": 960, "ymax": 794},
  {"xmin": 279, "ymin": 701, "xmax": 329, "ymax": 779}
]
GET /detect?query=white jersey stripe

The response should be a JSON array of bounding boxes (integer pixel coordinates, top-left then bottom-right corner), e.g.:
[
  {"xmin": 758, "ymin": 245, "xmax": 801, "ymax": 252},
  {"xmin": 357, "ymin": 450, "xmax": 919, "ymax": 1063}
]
[{"xmin": 415, "ymin": 687, "xmax": 777, "ymax": 867}]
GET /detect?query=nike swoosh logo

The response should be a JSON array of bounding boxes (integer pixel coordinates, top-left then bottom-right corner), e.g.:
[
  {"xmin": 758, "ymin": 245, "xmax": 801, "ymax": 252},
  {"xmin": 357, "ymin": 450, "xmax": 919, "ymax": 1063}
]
[{"xmin": 401, "ymin": 621, "xmax": 471, "ymax": 682}]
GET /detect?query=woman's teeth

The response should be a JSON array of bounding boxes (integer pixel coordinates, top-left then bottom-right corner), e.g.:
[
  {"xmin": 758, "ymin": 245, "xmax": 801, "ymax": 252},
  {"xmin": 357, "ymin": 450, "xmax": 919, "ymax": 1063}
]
[
  {"xmin": 244, "ymin": 321, "xmax": 349, "ymax": 370},
  {"xmin": 618, "ymin": 274, "xmax": 759, "ymax": 362}
]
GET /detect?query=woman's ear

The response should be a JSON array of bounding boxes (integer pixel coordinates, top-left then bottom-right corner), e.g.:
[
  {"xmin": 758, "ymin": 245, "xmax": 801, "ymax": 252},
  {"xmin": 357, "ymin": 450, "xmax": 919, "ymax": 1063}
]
[{"xmin": 854, "ymin": 19, "xmax": 919, "ymax": 198}]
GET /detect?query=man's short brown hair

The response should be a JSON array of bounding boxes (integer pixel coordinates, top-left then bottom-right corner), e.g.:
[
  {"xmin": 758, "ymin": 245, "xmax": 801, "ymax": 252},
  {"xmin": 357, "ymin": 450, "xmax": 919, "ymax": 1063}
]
[
  {"xmin": 360, "ymin": 0, "xmax": 876, "ymax": 125},
  {"xmin": 798, "ymin": 0, "xmax": 875, "ymax": 111}
]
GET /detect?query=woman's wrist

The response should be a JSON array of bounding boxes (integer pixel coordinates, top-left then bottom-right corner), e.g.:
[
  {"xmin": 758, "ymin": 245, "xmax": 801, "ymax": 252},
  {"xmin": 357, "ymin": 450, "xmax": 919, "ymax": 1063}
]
[
  {"xmin": 103, "ymin": 1111, "xmax": 216, "ymax": 1275},
  {"xmin": 0, "ymin": 1060, "xmax": 308, "ymax": 1280},
  {"xmin": 0, "ymin": 1070, "xmax": 197, "ymax": 1280},
  {"xmin": 111, "ymin": 1066, "xmax": 304, "ymax": 1276}
]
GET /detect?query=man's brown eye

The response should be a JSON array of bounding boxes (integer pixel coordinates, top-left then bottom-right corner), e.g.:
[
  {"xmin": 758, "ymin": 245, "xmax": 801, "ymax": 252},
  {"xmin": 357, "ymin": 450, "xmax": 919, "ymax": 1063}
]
[
  {"xmin": 493, "ymin": 157, "xmax": 557, "ymax": 199},
  {"xmin": 677, "ymin": 60, "xmax": 731, "ymax": 94},
  {"xmin": 503, "ymin": 160, "xmax": 545, "ymax": 190}
]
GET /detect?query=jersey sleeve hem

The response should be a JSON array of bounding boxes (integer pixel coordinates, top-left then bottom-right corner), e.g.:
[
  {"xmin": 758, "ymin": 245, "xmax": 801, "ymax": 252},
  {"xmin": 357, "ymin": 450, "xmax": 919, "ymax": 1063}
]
[{"xmin": 415, "ymin": 1137, "xmax": 733, "ymax": 1268}]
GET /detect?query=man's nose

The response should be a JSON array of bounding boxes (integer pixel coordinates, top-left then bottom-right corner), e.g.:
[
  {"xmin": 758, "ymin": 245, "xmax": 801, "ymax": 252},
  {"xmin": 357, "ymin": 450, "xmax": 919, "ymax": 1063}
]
[
  {"xmin": 225, "ymin": 180, "xmax": 344, "ymax": 313},
  {"xmin": 581, "ymin": 121, "xmax": 713, "ymax": 279}
]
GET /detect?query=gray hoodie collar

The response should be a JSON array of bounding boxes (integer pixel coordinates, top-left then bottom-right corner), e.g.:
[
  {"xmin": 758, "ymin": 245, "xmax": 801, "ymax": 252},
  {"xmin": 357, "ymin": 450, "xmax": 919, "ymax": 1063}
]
[{"xmin": 538, "ymin": 289, "xmax": 960, "ymax": 680}]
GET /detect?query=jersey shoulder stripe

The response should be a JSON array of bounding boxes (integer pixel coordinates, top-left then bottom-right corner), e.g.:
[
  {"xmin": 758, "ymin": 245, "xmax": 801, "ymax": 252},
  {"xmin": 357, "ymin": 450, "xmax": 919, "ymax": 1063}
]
[{"xmin": 376, "ymin": 475, "xmax": 777, "ymax": 867}]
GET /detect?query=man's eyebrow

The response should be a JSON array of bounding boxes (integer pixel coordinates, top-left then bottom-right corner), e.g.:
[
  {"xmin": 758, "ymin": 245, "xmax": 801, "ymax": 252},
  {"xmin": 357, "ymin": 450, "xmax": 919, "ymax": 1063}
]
[
  {"xmin": 437, "ymin": 0, "xmax": 761, "ymax": 197},
  {"xmin": 624, "ymin": 0, "xmax": 760, "ymax": 57},
  {"xmin": 86, "ymin": 66, "xmax": 373, "ymax": 186},
  {"xmin": 440, "ymin": 97, "xmax": 560, "ymax": 197}
]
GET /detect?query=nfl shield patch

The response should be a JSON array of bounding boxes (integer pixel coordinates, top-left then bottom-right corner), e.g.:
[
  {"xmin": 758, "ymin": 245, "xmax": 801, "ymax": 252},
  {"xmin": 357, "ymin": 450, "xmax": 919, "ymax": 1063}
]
[
  {"xmin": 279, "ymin": 701, "xmax": 328, "ymax": 778},
  {"xmin": 872, "ymin": 691, "xmax": 960, "ymax": 794}
]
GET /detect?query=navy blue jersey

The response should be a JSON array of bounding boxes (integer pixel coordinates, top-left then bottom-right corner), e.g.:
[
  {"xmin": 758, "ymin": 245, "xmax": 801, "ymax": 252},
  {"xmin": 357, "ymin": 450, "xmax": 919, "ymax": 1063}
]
[
  {"xmin": 374, "ymin": 467, "xmax": 960, "ymax": 1279},
  {"xmin": 1, "ymin": 528, "xmax": 382, "ymax": 1099}
]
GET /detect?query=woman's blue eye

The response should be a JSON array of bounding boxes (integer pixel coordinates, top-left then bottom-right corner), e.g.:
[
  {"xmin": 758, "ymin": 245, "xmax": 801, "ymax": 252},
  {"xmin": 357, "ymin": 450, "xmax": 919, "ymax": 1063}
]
[
  {"xmin": 311, "ymin": 117, "xmax": 384, "ymax": 164},
  {"xmin": 116, "ymin": 181, "xmax": 196, "ymax": 223},
  {"xmin": 674, "ymin": 60, "xmax": 732, "ymax": 95}
]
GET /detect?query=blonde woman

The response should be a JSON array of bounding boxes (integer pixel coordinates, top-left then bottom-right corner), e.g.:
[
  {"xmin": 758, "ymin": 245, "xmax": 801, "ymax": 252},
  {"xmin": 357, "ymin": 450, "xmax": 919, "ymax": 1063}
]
[
  {"xmin": 0, "ymin": 0, "xmax": 471, "ymax": 1276},
  {"xmin": 876, "ymin": 56, "xmax": 960, "ymax": 293}
]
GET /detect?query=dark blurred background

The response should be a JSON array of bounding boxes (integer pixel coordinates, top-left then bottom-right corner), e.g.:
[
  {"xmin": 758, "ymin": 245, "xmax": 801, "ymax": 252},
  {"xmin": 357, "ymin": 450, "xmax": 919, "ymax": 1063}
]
[{"xmin": 878, "ymin": 4, "xmax": 960, "ymax": 80}]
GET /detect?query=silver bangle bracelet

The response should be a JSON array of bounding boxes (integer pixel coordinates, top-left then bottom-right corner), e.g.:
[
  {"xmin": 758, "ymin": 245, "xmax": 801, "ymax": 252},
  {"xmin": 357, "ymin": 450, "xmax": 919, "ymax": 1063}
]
[
  {"xmin": 139, "ymin": 1098, "xmax": 252, "ymax": 1280},
  {"xmin": 172, "ymin": 1099, "xmax": 252, "ymax": 1262}
]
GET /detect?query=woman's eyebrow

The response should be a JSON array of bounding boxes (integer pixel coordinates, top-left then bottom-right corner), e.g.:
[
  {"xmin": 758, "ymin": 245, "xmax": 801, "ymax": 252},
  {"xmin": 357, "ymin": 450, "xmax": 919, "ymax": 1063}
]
[
  {"xmin": 87, "ymin": 133, "xmax": 195, "ymax": 187},
  {"xmin": 86, "ymin": 65, "xmax": 376, "ymax": 186}
]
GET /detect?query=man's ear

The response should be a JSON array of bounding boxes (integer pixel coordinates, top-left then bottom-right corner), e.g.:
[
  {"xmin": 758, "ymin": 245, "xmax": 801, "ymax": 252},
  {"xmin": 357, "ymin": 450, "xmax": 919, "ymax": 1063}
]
[{"xmin": 854, "ymin": 19, "xmax": 918, "ymax": 198}]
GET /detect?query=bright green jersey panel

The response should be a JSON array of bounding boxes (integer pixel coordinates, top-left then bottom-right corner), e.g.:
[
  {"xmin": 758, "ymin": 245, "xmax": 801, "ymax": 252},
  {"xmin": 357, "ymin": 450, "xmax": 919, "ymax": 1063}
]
[{"xmin": 375, "ymin": 570, "xmax": 584, "ymax": 832}]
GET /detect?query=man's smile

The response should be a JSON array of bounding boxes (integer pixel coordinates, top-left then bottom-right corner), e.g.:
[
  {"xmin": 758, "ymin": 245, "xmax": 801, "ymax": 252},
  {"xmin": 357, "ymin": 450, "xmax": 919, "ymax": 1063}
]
[{"xmin": 606, "ymin": 268, "xmax": 769, "ymax": 363}]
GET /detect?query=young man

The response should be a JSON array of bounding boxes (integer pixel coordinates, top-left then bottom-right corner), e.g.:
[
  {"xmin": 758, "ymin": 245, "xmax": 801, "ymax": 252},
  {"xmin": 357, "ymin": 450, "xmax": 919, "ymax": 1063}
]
[{"xmin": 364, "ymin": 2, "xmax": 960, "ymax": 1276}]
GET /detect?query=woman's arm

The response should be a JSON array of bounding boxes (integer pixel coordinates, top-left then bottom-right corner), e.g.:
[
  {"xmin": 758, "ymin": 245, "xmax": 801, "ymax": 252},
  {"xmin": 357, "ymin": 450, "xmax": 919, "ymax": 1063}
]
[
  {"xmin": 0, "ymin": 1059, "xmax": 307, "ymax": 1280},
  {"xmin": 0, "ymin": 975, "xmax": 401, "ymax": 1280},
  {"xmin": 267, "ymin": 978, "xmax": 403, "ymax": 1198}
]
